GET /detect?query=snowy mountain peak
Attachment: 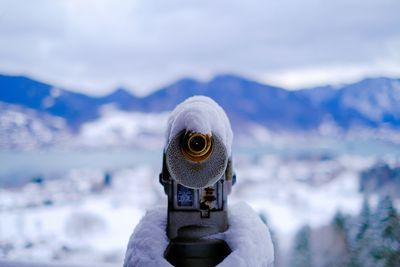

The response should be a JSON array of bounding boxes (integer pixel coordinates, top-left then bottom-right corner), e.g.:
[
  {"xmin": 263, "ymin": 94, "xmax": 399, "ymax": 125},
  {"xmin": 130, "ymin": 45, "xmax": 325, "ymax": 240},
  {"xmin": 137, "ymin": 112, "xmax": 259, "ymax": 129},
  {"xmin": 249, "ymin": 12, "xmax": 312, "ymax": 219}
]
[{"xmin": 1, "ymin": 73, "xmax": 400, "ymax": 149}]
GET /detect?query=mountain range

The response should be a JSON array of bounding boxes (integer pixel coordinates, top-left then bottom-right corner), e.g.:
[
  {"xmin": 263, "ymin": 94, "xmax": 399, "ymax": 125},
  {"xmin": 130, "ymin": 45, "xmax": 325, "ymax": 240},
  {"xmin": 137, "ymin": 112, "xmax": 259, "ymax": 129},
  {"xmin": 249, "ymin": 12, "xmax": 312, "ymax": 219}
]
[{"xmin": 1, "ymin": 73, "xmax": 400, "ymax": 137}]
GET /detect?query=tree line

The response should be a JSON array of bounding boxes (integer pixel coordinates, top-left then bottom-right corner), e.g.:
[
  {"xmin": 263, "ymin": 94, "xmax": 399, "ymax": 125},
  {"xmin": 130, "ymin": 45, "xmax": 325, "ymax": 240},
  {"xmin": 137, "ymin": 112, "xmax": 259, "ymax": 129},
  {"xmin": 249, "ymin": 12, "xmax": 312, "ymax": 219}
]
[{"xmin": 289, "ymin": 195, "xmax": 400, "ymax": 267}]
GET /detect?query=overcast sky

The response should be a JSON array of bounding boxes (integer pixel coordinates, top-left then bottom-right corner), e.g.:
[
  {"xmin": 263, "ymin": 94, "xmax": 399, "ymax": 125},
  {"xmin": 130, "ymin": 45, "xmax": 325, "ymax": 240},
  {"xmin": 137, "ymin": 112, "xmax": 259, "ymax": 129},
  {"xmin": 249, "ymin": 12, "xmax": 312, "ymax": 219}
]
[{"xmin": 0, "ymin": 0, "xmax": 399, "ymax": 96}]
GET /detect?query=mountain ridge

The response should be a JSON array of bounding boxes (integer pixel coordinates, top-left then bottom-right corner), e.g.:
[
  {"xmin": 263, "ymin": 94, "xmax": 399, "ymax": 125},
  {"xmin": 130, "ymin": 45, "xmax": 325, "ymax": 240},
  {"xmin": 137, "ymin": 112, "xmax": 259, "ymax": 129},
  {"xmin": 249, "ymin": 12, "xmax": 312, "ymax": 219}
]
[{"xmin": 1, "ymin": 73, "xmax": 399, "ymax": 132}]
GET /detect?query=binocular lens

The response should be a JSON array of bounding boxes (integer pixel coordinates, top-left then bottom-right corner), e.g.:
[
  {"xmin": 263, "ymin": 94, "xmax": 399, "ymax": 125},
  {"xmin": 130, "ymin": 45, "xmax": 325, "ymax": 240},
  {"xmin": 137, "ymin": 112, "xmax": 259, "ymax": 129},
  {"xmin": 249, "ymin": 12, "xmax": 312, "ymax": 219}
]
[
  {"xmin": 181, "ymin": 132, "xmax": 213, "ymax": 162},
  {"xmin": 189, "ymin": 136, "xmax": 206, "ymax": 153}
]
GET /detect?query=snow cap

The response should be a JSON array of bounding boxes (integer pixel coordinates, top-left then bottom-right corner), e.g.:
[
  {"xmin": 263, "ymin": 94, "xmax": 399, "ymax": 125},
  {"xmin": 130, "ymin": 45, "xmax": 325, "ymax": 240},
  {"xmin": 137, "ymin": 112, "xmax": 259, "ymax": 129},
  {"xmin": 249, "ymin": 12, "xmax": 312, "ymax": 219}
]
[{"xmin": 165, "ymin": 95, "xmax": 233, "ymax": 155}]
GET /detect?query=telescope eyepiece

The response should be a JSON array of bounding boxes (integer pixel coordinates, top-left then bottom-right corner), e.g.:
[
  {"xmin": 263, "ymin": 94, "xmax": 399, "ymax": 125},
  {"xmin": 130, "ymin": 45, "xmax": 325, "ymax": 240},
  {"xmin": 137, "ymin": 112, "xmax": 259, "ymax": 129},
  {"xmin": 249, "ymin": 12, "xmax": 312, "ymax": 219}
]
[
  {"xmin": 181, "ymin": 132, "xmax": 213, "ymax": 162},
  {"xmin": 189, "ymin": 135, "xmax": 206, "ymax": 153}
]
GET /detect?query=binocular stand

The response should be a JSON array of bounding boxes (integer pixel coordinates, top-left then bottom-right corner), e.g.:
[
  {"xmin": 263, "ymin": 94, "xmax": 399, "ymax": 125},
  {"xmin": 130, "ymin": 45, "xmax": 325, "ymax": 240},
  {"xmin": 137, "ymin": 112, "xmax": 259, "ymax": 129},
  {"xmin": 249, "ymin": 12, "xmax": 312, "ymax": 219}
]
[{"xmin": 165, "ymin": 238, "xmax": 231, "ymax": 267}]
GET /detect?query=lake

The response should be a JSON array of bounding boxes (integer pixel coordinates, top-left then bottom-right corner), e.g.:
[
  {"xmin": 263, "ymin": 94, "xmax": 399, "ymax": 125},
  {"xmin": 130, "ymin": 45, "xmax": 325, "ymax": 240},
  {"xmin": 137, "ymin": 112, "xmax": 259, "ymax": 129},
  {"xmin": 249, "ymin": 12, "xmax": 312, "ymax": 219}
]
[{"xmin": 1, "ymin": 137, "xmax": 399, "ymax": 187}]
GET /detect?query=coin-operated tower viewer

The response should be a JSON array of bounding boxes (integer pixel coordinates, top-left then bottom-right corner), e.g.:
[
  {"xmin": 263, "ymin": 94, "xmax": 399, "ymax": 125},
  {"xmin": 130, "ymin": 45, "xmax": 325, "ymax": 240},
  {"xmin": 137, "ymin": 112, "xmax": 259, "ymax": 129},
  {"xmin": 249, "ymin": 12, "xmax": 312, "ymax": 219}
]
[{"xmin": 160, "ymin": 96, "xmax": 235, "ymax": 266}]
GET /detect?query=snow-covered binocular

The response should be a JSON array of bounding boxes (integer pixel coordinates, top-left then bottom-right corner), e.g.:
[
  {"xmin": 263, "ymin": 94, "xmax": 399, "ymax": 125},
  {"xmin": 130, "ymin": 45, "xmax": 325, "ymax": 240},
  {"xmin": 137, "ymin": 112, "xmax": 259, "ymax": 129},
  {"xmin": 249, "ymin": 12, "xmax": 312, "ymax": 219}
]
[{"xmin": 159, "ymin": 96, "xmax": 235, "ymax": 266}]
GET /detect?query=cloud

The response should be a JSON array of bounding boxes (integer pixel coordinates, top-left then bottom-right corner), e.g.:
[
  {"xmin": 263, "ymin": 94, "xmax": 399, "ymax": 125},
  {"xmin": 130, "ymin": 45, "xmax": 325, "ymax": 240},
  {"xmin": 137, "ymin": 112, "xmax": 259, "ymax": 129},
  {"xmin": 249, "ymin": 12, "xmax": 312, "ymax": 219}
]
[{"xmin": 0, "ymin": 0, "xmax": 399, "ymax": 96}]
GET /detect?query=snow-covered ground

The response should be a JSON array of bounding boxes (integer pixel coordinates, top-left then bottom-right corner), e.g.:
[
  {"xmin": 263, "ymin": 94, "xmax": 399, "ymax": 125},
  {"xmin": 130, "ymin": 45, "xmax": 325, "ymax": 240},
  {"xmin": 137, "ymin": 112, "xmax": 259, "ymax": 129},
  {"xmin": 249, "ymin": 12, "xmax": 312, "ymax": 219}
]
[
  {"xmin": 232, "ymin": 153, "xmax": 371, "ymax": 253},
  {"xmin": 0, "ymin": 166, "xmax": 163, "ymax": 265},
  {"xmin": 0, "ymin": 103, "xmax": 71, "ymax": 150},
  {"xmin": 1, "ymin": 147, "xmax": 394, "ymax": 266},
  {"xmin": 77, "ymin": 108, "xmax": 169, "ymax": 149}
]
